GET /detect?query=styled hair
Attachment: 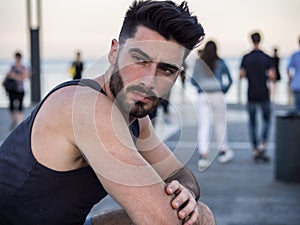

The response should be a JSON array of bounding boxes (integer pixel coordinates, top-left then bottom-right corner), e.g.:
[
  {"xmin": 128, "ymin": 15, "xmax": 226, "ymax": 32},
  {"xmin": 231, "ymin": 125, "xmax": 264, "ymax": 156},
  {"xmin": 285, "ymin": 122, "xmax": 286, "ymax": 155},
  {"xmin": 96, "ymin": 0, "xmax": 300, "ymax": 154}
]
[
  {"xmin": 251, "ymin": 32, "xmax": 261, "ymax": 44},
  {"xmin": 119, "ymin": 0, "xmax": 205, "ymax": 53},
  {"xmin": 200, "ymin": 40, "xmax": 219, "ymax": 72}
]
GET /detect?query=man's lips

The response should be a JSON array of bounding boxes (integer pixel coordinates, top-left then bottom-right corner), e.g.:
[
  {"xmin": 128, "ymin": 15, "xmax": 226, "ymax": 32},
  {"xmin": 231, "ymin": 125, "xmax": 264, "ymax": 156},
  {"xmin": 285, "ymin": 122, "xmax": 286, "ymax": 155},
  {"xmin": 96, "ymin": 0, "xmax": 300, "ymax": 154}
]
[{"xmin": 131, "ymin": 91, "xmax": 153, "ymax": 103}]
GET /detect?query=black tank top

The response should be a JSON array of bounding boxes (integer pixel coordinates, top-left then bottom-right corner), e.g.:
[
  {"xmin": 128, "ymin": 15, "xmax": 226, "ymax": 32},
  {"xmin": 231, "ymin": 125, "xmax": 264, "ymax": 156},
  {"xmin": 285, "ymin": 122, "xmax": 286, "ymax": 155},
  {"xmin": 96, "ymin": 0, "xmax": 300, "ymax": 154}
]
[{"xmin": 0, "ymin": 79, "xmax": 140, "ymax": 225}]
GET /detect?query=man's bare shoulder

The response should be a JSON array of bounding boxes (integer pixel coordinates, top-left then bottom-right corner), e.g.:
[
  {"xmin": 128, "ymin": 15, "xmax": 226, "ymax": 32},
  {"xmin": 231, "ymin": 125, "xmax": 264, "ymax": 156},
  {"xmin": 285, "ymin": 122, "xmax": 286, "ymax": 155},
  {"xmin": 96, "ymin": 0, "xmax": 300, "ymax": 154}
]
[
  {"xmin": 31, "ymin": 84, "xmax": 113, "ymax": 170},
  {"xmin": 41, "ymin": 83, "xmax": 112, "ymax": 119}
]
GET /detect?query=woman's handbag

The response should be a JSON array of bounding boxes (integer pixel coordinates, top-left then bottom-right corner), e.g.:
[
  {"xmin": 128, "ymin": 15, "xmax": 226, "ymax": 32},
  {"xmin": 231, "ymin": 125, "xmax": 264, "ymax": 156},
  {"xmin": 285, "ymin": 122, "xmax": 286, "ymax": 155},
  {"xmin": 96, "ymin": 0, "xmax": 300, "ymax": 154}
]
[{"xmin": 2, "ymin": 76, "xmax": 17, "ymax": 92}]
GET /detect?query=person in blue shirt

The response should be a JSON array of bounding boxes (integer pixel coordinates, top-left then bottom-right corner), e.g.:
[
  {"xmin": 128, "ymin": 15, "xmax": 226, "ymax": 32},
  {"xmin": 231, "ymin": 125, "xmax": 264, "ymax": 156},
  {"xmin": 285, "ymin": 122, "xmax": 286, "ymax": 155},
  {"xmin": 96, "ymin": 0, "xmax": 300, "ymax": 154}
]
[
  {"xmin": 191, "ymin": 40, "xmax": 234, "ymax": 171},
  {"xmin": 240, "ymin": 32, "xmax": 275, "ymax": 162},
  {"xmin": 287, "ymin": 36, "xmax": 300, "ymax": 112}
]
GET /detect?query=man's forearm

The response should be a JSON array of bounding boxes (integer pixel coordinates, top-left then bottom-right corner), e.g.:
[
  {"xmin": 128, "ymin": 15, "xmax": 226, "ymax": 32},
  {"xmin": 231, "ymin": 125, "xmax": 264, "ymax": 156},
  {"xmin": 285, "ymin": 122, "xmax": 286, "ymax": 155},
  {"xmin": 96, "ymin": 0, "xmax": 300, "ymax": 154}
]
[{"xmin": 165, "ymin": 167, "xmax": 200, "ymax": 200}]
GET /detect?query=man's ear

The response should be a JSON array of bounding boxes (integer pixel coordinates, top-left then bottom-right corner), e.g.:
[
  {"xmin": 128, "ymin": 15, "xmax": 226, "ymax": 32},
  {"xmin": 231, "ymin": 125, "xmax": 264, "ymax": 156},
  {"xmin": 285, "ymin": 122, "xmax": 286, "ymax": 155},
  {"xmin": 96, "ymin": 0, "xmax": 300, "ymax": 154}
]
[{"xmin": 108, "ymin": 39, "xmax": 119, "ymax": 65}]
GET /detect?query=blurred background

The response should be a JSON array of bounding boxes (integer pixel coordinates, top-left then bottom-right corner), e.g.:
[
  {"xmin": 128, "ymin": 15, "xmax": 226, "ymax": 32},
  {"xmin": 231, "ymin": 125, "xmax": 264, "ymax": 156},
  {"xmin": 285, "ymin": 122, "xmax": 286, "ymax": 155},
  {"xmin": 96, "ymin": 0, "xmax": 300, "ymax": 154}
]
[{"xmin": 0, "ymin": 0, "xmax": 299, "ymax": 106}]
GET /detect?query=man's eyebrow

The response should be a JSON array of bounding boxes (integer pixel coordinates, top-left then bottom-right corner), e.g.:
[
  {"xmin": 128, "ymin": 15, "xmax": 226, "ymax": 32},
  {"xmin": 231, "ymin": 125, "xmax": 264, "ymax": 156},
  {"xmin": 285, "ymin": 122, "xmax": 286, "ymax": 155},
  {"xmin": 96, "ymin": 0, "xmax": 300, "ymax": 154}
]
[
  {"xmin": 129, "ymin": 47, "xmax": 181, "ymax": 70},
  {"xmin": 129, "ymin": 48, "xmax": 153, "ymax": 61},
  {"xmin": 158, "ymin": 62, "xmax": 180, "ymax": 71}
]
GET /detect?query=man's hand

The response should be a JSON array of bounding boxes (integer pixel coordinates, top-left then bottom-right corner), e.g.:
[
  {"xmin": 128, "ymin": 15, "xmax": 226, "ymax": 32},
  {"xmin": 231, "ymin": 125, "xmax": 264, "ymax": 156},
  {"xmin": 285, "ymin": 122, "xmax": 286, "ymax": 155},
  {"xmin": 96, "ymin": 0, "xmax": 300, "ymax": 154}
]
[{"xmin": 166, "ymin": 180, "xmax": 199, "ymax": 225}]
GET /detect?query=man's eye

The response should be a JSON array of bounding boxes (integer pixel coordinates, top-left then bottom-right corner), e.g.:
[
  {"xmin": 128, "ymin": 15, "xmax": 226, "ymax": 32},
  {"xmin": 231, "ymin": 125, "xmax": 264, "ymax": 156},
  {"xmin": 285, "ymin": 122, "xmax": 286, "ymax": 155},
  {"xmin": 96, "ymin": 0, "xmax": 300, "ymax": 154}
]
[
  {"xmin": 157, "ymin": 65, "xmax": 177, "ymax": 76},
  {"xmin": 132, "ymin": 55, "xmax": 148, "ymax": 64}
]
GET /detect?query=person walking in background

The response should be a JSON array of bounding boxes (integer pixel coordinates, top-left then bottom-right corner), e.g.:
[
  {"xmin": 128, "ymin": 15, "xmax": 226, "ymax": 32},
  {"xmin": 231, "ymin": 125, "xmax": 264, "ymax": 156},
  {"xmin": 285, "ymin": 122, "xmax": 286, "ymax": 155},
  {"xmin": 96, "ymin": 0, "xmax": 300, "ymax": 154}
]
[
  {"xmin": 287, "ymin": 36, "xmax": 300, "ymax": 112},
  {"xmin": 3, "ymin": 51, "xmax": 29, "ymax": 128},
  {"xmin": 240, "ymin": 32, "xmax": 275, "ymax": 162},
  {"xmin": 270, "ymin": 47, "xmax": 281, "ymax": 103},
  {"xmin": 192, "ymin": 40, "xmax": 234, "ymax": 170},
  {"xmin": 70, "ymin": 51, "xmax": 84, "ymax": 80}
]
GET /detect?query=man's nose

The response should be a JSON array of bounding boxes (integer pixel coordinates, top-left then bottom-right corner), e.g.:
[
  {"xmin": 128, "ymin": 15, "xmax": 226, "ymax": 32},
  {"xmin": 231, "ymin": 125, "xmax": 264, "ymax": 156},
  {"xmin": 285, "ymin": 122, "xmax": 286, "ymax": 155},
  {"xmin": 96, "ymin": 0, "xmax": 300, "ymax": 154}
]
[{"xmin": 140, "ymin": 63, "xmax": 157, "ymax": 89}]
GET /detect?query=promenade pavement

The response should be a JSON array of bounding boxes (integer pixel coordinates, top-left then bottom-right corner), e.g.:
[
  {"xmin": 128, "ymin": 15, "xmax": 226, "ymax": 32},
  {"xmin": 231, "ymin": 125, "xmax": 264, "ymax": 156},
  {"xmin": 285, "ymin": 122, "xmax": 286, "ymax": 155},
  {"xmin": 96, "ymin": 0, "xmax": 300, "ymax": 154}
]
[{"xmin": 1, "ymin": 101, "xmax": 300, "ymax": 225}]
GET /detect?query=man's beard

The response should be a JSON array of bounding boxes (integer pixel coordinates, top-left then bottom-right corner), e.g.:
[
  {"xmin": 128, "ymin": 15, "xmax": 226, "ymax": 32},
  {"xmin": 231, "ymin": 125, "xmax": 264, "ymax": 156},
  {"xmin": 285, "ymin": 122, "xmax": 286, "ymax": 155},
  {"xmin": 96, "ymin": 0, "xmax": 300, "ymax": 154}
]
[{"xmin": 109, "ymin": 65, "xmax": 162, "ymax": 118}]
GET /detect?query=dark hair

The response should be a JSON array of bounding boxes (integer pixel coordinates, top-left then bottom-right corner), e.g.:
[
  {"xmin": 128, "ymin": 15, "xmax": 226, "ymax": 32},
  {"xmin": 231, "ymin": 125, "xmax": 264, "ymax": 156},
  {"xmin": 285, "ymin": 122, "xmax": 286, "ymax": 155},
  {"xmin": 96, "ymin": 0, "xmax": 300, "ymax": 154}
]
[
  {"xmin": 15, "ymin": 52, "xmax": 22, "ymax": 58},
  {"xmin": 251, "ymin": 32, "xmax": 261, "ymax": 44},
  {"xmin": 200, "ymin": 40, "xmax": 219, "ymax": 72},
  {"xmin": 119, "ymin": 0, "xmax": 205, "ymax": 53}
]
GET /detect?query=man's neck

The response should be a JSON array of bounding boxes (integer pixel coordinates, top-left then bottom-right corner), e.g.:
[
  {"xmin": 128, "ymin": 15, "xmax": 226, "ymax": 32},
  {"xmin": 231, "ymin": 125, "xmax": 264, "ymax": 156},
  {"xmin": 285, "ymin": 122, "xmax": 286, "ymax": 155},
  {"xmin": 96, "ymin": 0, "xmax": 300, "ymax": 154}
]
[
  {"xmin": 253, "ymin": 44, "xmax": 260, "ymax": 50},
  {"xmin": 94, "ymin": 73, "xmax": 137, "ymax": 125},
  {"xmin": 96, "ymin": 72, "xmax": 114, "ymax": 100}
]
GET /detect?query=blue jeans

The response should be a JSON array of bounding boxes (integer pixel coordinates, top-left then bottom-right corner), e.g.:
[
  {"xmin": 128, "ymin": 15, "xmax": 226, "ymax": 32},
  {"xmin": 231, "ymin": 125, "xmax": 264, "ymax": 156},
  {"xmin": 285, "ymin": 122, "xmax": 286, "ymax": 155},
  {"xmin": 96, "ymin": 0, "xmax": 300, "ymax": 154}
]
[
  {"xmin": 293, "ymin": 91, "xmax": 300, "ymax": 112},
  {"xmin": 247, "ymin": 101, "xmax": 271, "ymax": 148}
]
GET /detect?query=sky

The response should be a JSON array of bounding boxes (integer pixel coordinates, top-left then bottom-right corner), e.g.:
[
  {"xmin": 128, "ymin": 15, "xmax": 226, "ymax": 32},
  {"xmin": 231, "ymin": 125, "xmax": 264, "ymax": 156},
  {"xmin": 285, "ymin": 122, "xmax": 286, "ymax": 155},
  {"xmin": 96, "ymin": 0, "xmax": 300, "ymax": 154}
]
[{"xmin": 0, "ymin": 0, "xmax": 299, "ymax": 61}]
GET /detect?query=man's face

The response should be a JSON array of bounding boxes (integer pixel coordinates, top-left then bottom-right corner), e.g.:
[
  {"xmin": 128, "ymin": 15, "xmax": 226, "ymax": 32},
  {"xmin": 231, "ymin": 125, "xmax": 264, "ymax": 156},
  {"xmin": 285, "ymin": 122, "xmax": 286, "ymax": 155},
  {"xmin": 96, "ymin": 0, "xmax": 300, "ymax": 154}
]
[{"xmin": 109, "ymin": 26, "xmax": 186, "ymax": 119}]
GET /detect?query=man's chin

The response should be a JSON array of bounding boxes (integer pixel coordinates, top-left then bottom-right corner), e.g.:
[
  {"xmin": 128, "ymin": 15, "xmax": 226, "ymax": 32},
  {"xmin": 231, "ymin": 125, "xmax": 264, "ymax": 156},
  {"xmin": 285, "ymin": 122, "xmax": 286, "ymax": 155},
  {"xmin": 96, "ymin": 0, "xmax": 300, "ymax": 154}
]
[
  {"xmin": 130, "ymin": 113, "xmax": 148, "ymax": 119},
  {"xmin": 129, "ymin": 104, "xmax": 156, "ymax": 118},
  {"xmin": 129, "ymin": 108, "xmax": 152, "ymax": 118}
]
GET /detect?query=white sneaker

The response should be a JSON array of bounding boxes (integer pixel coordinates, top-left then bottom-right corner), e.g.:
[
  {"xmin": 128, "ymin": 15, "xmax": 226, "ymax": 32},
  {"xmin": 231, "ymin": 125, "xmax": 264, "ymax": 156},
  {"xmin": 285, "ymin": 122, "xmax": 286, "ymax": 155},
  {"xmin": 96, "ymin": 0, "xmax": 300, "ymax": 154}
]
[
  {"xmin": 218, "ymin": 149, "xmax": 234, "ymax": 163},
  {"xmin": 198, "ymin": 159, "xmax": 210, "ymax": 171}
]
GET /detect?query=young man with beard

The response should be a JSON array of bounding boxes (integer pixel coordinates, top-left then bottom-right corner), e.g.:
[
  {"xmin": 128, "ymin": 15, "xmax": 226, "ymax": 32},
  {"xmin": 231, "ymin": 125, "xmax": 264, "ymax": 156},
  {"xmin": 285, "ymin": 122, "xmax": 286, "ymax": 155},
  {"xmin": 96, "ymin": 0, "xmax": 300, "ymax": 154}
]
[{"xmin": 0, "ymin": 1, "xmax": 215, "ymax": 224}]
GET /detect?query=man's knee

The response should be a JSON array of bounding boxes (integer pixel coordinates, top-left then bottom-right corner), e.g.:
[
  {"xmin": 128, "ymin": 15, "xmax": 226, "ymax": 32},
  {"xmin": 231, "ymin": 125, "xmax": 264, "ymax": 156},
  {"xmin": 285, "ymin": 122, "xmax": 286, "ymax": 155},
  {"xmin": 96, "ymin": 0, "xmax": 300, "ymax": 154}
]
[
  {"xmin": 90, "ymin": 203, "xmax": 215, "ymax": 225},
  {"xmin": 90, "ymin": 208, "xmax": 132, "ymax": 225}
]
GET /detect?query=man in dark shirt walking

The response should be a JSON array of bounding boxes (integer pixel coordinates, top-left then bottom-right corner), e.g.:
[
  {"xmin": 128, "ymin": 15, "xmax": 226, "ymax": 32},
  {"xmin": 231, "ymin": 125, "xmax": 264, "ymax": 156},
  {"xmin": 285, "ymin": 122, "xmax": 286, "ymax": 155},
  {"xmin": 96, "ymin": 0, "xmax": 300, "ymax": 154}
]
[{"xmin": 240, "ymin": 32, "xmax": 275, "ymax": 162}]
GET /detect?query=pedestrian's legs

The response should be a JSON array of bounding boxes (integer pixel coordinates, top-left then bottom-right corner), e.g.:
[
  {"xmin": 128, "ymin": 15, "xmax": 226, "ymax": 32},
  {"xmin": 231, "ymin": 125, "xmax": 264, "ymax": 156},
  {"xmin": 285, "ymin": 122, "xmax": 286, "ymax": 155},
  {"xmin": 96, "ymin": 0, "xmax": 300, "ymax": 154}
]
[
  {"xmin": 197, "ymin": 93, "xmax": 211, "ymax": 156},
  {"xmin": 210, "ymin": 92, "xmax": 229, "ymax": 151},
  {"xmin": 210, "ymin": 92, "xmax": 234, "ymax": 163},
  {"xmin": 255, "ymin": 101, "xmax": 271, "ymax": 162},
  {"xmin": 247, "ymin": 102, "xmax": 257, "ymax": 148},
  {"xmin": 17, "ymin": 92, "xmax": 25, "ymax": 112},
  {"xmin": 8, "ymin": 91, "xmax": 18, "ymax": 127},
  {"xmin": 8, "ymin": 91, "xmax": 15, "ymax": 112},
  {"xmin": 15, "ymin": 92, "xmax": 25, "ymax": 125},
  {"xmin": 260, "ymin": 101, "xmax": 271, "ymax": 145}
]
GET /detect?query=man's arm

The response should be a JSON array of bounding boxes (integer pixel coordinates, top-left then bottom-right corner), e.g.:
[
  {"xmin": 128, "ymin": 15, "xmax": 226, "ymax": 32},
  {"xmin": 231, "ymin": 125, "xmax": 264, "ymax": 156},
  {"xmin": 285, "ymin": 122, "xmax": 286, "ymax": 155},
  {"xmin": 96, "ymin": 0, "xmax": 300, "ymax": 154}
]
[
  {"xmin": 73, "ymin": 90, "xmax": 182, "ymax": 225},
  {"xmin": 239, "ymin": 68, "xmax": 246, "ymax": 79},
  {"xmin": 136, "ymin": 117, "xmax": 201, "ymax": 224},
  {"xmin": 239, "ymin": 56, "xmax": 247, "ymax": 79},
  {"xmin": 267, "ymin": 67, "xmax": 276, "ymax": 81},
  {"xmin": 137, "ymin": 116, "xmax": 199, "ymax": 199},
  {"xmin": 86, "ymin": 112, "xmax": 214, "ymax": 225}
]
